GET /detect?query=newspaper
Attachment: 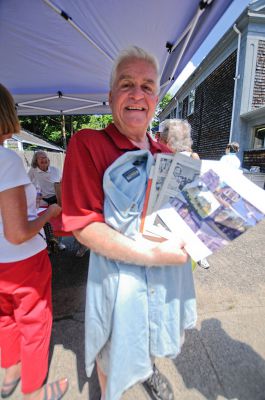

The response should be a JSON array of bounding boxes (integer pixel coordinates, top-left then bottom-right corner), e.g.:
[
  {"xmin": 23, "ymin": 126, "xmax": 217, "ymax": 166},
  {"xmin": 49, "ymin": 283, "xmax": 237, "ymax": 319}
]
[
  {"xmin": 141, "ymin": 153, "xmax": 265, "ymax": 261},
  {"xmin": 140, "ymin": 153, "xmax": 174, "ymax": 237},
  {"xmin": 142, "ymin": 153, "xmax": 214, "ymax": 239},
  {"xmin": 146, "ymin": 153, "xmax": 174, "ymax": 213}
]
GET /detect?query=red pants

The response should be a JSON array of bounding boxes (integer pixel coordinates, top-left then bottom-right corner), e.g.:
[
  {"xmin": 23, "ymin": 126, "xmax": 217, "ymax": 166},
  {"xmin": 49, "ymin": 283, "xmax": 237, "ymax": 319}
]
[{"xmin": 0, "ymin": 250, "xmax": 52, "ymax": 394}]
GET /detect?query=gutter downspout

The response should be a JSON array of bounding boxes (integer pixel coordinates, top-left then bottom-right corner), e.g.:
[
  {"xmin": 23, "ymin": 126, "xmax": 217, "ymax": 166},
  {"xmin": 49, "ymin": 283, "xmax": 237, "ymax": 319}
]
[{"xmin": 229, "ymin": 24, "xmax": 241, "ymax": 142}]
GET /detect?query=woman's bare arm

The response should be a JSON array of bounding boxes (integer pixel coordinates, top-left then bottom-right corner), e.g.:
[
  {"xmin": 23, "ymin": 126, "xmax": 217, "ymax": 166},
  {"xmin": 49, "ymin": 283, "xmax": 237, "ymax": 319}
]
[{"xmin": 0, "ymin": 185, "xmax": 61, "ymax": 244}]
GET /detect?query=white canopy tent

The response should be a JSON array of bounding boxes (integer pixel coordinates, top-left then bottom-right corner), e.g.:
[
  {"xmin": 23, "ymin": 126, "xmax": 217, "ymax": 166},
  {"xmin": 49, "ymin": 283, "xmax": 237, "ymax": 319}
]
[{"xmin": 0, "ymin": 0, "xmax": 234, "ymax": 116}]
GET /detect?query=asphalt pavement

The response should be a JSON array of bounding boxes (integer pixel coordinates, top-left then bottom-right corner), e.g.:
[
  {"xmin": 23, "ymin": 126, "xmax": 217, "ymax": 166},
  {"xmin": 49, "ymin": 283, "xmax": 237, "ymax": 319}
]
[{"xmin": 1, "ymin": 220, "xmax": 265, "ymax": 400}]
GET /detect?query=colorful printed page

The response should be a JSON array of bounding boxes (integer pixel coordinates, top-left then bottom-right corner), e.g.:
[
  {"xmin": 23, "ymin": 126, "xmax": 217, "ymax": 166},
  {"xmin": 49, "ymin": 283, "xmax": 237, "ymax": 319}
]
[{"xmin": 156, "ymin": 168, "xmax": 265, "ymax": 261}]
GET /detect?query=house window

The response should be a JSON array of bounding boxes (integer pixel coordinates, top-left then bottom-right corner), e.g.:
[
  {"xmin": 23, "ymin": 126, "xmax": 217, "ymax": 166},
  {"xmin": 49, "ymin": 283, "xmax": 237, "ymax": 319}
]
[
  {"xmin": 177, "ymin": 101, "xmax": 183, "ymax": 118},
  {"xmin": 187, "ymin": 89, "xmax": 195, "ymax": 115},
  {"xmin": 253, "ymin": 126, "xmax": 265, "ymax": 149},
  {"xmin": 5, "ymin": 138, "xmax": 19, "ymax": 150}
]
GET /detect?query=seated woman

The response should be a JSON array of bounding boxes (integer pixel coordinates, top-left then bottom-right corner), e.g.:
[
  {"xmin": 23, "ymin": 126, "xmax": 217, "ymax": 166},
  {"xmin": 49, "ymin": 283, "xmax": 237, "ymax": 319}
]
[
  {"xmin": 28, "ymin": 152, "xmax": 65, "ymax": 251},
  {"xmin": 28, "ymin": 151, "xmax": 62, "ymax": 206}
]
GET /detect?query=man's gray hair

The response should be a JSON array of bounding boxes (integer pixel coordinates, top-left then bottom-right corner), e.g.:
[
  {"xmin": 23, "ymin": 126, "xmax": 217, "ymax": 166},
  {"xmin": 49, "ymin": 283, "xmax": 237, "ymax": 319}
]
[
  {"xmin": 160, "ymin": 119, "xmax": 193, "ymax": 153},
  {"xmin": 110, "ymin": 46, "xmax": 160, "ymax": 92}
]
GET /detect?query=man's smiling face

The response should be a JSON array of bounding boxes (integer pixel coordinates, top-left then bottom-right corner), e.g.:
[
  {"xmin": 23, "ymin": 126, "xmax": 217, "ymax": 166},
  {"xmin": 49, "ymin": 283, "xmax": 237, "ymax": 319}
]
[{"xmin": 109, "ymin": 57, "xmax": 159, "ymax": 141}]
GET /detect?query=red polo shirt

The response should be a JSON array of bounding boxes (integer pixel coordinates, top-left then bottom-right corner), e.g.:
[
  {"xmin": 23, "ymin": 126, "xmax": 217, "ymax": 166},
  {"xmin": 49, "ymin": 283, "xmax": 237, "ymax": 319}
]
[{"xmin": 62, "ymin": 123, "xmax": 170, "ymax": 232}]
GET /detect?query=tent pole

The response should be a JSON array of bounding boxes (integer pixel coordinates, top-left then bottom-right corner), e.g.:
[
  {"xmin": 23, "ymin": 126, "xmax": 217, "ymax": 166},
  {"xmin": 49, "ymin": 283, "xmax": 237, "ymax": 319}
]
[
  {"xmin": 70, "ymin": 115, "xmax": 74, "ymax": 137},
  {"xmin": 43, "ymin": 0, "xmax": 113, "ymax": 63},
  {"xmin": 160, "ymin": 0, "xmax": 211, "ymax": 93},
  {"xmin": 61, "ymin": 113, "xmax": 67, "ymax": 150}
]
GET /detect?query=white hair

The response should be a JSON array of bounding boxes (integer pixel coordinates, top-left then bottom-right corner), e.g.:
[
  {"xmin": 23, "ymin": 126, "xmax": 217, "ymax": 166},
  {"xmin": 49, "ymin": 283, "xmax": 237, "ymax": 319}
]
[
  {"xmin": 160, "ymin": 119, "xmax": 193, "ymax": 153},
  {"xmin": 109, "ymin": 45, "xmax": 160, "ymax": 92}
]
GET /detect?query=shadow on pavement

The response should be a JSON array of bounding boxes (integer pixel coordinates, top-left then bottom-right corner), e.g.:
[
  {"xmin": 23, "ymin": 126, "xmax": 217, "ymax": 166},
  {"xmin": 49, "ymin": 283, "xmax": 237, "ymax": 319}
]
[
  {"xmin": 48, "ymin": 238, "xmax": 101, "ymax": 399},
  {"xmin": 174, "ymin": 318, "xmax": 265, "ymax": 400}
]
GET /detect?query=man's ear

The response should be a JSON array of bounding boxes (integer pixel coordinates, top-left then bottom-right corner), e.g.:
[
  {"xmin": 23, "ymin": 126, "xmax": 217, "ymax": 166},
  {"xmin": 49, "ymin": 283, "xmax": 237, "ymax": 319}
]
[{"xmin": 108, "ymin": 91, "xmax": 112, "ymax": 108}]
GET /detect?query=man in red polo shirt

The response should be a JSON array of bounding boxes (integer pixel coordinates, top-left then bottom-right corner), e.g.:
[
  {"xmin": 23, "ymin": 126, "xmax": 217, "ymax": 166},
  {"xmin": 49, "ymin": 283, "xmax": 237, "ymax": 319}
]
[{"xmin": 62, "ymin": 46, "xmax": 190, "ymax": 400}]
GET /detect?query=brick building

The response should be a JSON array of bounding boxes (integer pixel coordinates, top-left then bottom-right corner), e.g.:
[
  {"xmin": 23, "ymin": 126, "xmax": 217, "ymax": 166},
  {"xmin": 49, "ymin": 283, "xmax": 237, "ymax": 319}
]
[{"xmin": 158, "ymin": 0, "xmax": 265, "ymax": 175}]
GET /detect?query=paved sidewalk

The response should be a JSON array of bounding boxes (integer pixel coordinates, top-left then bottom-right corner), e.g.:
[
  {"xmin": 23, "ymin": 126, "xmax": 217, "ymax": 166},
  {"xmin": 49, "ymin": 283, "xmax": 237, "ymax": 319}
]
[{"xmin": 1, "ymin": 221, "xmax": 265, "ymax": 399}]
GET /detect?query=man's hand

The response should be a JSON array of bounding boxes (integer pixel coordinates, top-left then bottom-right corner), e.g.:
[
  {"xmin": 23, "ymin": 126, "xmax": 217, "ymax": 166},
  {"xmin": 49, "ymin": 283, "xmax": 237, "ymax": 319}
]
[
  {"xmin": 150, "ymin": 237, "xmax": 188, "ymax": 266},
  {"xmin": 136, "ymin": 234, "xmax": 188, "ymax": 266}
]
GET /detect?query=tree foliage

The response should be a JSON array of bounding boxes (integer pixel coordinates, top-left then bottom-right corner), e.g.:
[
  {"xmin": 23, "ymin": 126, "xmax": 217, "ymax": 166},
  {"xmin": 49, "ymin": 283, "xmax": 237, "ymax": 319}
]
[
  {"xmin": 19, "ymin": 94, "xmax": 171, "ymax": 146},
  {"xmin": 19, "ymin": 114, "xmax": 113, "ymax": 147},
  {"xmin": 153, "ymin": 93, "xmax": 173, "ymax": 127}
]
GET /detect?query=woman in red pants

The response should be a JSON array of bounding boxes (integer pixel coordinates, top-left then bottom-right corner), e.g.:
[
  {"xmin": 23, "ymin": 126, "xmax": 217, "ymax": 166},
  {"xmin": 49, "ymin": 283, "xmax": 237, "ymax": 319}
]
[{"xmin": 0, "ymin": 84, "xmax": 68, "ymax": 400}]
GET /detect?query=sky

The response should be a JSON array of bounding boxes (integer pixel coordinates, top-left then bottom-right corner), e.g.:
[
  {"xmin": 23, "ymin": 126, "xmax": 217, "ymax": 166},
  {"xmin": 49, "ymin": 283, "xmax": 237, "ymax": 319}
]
[{"xmin": 168, "ymin": 0, "xmax": 250, "ymax": 95}]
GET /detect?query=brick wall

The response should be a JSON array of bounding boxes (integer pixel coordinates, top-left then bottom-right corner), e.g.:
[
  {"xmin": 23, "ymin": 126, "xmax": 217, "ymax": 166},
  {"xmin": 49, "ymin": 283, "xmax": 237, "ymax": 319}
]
[
  {"xmin": 187, "ymin": 51, "xmax": 236, "ymax": 160},
  {"xmin": 252, "ymin": 40, "xmax": 265, "ymax": 109}
]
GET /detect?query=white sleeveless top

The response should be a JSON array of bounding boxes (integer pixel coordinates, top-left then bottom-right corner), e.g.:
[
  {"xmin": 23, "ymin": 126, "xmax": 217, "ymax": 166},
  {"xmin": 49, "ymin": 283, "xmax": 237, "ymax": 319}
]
[{"xmin": 0, "ymin": 147, "xmax": 46, "ymax": 262}]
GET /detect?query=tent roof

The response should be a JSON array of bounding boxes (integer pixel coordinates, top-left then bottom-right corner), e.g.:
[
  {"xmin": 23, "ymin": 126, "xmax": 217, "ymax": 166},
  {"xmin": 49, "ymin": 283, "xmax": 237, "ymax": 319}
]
[{"xmin": 0, "ymin": 0, "xmax": 234, "ymax": 115}]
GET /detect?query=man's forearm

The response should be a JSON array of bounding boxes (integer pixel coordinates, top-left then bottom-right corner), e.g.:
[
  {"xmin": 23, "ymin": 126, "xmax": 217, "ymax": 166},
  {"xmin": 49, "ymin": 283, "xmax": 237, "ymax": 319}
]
[{"xmin": 74, "ymin": 222, "xmax": 188, "ymax": 267}]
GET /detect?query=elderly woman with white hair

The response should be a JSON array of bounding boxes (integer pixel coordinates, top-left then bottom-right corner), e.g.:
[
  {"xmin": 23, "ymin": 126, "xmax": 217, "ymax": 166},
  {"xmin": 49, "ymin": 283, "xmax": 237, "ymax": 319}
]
[
  {"xmin": 159, "ymin": 118, "xmax": 210, "ymax": 269},
  {"xmin": 158, "ymin": 118, "xmax": 200, "ymax": 159},
  {"xmin": 28, "ymin": 150, "xmax": 66, "ymax": 251},
  {"xmin": 28, "ymin": 150, "xmax": 62, "ymax": 206}
]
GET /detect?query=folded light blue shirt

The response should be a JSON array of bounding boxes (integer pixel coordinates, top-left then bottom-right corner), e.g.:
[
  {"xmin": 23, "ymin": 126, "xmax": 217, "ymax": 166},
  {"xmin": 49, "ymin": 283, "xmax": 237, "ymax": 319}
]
[{"xmin": 85, "ymin": 150, "xmax": 197, "ymax": 400}]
